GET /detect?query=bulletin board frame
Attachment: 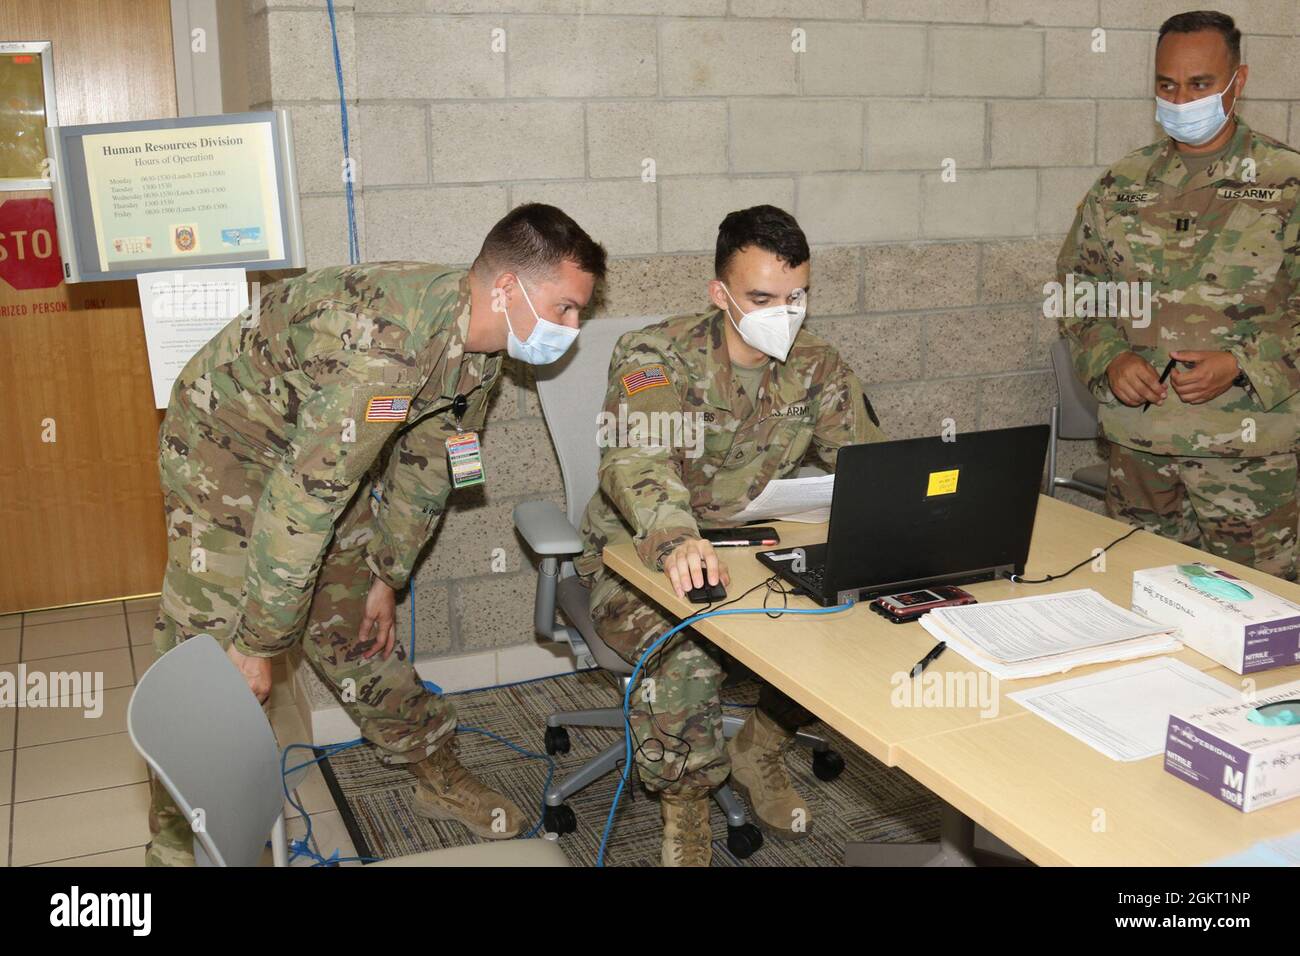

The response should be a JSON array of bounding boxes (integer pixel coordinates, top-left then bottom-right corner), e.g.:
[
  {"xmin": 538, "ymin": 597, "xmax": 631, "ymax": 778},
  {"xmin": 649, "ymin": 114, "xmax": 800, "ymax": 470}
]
[
  {"xmin": 44, "ymin": 109, "xmax": 305, "ymax": 283},
  {"xmin": 0, "ymin": 40, "xmax": 58, "ymax": 191}
]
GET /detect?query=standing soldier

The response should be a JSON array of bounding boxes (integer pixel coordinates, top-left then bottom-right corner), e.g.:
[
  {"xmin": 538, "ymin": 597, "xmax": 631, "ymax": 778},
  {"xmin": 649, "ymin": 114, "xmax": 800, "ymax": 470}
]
[
  {"xmin": 147, "ymin": 204, "xmax": 606, "ymax": 865},
  {"xmin": 1057, "ymin": 10, "xmax": 1299, "ymax": 581},
  {"xmin": 576, "ymin": 206, "xmax": 886, "ymax": 865}
]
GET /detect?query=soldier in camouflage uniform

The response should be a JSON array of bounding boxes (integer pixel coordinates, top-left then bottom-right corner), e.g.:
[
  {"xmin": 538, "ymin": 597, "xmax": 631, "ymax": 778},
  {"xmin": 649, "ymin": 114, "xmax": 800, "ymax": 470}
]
[
  {"xmin": 575, "ymin": 206, "xmax": 886, "ymax": 865},
  {"xmin": 146, "ymin": 204, "xmax": 606, "ymax": 865},
  {"xmin": 1057, "ymin": 12, "xmax": 1299, "ymax": 582}
]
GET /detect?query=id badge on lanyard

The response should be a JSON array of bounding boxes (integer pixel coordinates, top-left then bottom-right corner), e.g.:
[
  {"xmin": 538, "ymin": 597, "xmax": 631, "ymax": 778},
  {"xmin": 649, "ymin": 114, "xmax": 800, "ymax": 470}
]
[{"xmin": 444, "ymin": 393, "xmax": 485, "ymax": 489}]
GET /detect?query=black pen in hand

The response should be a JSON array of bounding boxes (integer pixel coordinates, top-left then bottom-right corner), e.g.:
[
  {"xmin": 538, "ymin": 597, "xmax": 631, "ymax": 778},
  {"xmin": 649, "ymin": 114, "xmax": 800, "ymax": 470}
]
[{"xmin": 1141, "ymin": 357, "xmax": 1181, "ymax": 413}]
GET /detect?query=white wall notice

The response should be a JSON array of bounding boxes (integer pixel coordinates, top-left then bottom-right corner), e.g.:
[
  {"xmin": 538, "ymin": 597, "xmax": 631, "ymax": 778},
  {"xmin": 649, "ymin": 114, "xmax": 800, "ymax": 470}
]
[{"xmin": 136, "ymin": 268, "xmax": 249, "ymax": 408}]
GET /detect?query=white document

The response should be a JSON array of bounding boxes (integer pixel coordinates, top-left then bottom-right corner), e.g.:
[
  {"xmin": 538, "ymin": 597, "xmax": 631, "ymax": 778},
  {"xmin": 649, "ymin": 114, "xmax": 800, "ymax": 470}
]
[
  {"xmin": 921, "ymin": 617, "xmax": 1181, "ymax": 679},
  {"xmin": 919, "ymin": 589, "xmax": 1183, "ymax": 679},
  {"xmin": 137, "ymin": 269, "xmax": 250, "ymax": 408},
  {"xmin": 733, "ymin": 474, "xmax": 835, "ymax": 524},
  {"xmin": 1007, "ymin": 657, "xmax": 1240, "ymax": 761},
  {"xmin": 926, "ymin": 589, "xmax": 1173, "ymax": 663}
]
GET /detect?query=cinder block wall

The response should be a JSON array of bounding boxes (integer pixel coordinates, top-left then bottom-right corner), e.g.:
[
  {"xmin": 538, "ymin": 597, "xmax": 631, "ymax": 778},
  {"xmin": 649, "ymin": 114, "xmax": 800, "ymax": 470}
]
[{"xmin": 242, "ymin": 0, "xmax": 1300, "ymax": 679}]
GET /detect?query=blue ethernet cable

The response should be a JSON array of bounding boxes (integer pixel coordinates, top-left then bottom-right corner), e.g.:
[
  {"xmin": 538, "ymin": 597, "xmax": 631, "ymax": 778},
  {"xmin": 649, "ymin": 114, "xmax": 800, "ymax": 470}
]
[{"xmin": 595, "ymin": 600, "xmax": 855, "ymax": 867}]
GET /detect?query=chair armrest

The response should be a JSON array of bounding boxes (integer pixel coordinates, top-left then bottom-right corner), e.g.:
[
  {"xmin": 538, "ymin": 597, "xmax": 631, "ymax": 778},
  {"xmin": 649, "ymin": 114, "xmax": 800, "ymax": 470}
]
[{"xmin": 513, "ymin": 500, "xmax": 583, "ymax": 556}]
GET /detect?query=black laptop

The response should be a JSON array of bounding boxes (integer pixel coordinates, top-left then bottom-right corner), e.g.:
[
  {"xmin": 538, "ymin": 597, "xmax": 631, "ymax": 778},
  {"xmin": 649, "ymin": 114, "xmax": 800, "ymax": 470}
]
[{"xmin": 756, "ymin": 425, "xmax": 1050, "ymax": 607}]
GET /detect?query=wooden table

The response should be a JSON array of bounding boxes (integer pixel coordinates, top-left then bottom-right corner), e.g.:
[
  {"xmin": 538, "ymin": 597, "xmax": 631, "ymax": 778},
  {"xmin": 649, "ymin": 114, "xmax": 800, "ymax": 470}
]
[{"xmin": 602, "ymin": 495, "xmax": 1300, "ymax": 865}]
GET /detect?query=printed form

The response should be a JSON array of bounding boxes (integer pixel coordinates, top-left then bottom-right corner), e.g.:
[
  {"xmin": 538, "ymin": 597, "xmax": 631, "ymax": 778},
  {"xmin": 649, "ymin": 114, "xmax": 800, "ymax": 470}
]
[
  {"xmin": 920, "ymin": 589, "xmax": 1182, "ymax": 679},
  {"xmin": 1007, "ymin": 657, "xmax": 1241, "ymax": 761}
]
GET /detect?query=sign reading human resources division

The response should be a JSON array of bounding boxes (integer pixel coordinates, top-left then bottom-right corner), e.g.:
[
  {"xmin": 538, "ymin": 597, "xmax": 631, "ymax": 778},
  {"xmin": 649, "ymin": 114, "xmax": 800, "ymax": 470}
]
[
  {"xmin": 83, "ymin": 122, "xmax": 283, "ymax": 273},
  {"xmin": 45, "ymin": 111, "xmax": 303, "ymax": 282}
]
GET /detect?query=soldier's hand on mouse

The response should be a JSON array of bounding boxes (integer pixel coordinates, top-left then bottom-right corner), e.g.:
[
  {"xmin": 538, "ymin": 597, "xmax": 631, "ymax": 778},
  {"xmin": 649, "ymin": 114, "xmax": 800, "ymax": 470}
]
[
  {"xmin": 663, "ymin": 538, "xmax": 730, "ymax": 598},
  {"xmin": 359, "ymin": 576, "xmax": 398, "ymax": 660},
  {"xmin": 1168, "ymin": 350, "xmax": 1239, "ymax": 405},
  {"xmin": 1106, "ymin": 351, "xmax": 1167, "ymax": 407},
  {"xmin": 225, "ymin": 642, "xmax": 272, "ymax": 704}
]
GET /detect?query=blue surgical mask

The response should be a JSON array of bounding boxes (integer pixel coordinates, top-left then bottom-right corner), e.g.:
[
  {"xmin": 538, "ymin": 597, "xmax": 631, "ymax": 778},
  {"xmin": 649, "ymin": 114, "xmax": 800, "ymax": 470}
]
[
  {"xmin": 1155, "ymin": 68, "xmax": 1240, "ymax": 146},
  {"xmin": 503, "ymin": 279, "xmax": 578, "ymax": 365}
]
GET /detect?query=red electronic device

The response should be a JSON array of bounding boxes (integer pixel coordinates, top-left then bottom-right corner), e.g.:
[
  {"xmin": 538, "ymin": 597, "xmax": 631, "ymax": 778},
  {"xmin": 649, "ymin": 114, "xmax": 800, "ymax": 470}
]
[{"xmin": 868, "ymin": 585, "xmax": 977, "ymax": 624}]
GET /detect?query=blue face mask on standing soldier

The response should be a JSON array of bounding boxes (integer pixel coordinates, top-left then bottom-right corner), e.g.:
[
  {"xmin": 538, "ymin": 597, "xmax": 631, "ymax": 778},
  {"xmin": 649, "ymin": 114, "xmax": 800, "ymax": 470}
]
[
  {"xmin": 1154, "ymin": 68, "xmax": 1240, "ymax": 146},
  {"xmin": 503, "ymin": 278, "xmax": 579, "ymax": 366}
]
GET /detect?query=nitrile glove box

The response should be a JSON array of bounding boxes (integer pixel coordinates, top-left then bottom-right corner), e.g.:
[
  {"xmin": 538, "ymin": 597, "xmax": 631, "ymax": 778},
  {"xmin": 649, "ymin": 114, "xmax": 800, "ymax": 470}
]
[
  {"xmin": 1164, "ymin": 679, "xmax": 1300, "ymax": 813},
  {"xmin": 1131, "ymin": 563, "xmax": 1300, "ymax": 674}
]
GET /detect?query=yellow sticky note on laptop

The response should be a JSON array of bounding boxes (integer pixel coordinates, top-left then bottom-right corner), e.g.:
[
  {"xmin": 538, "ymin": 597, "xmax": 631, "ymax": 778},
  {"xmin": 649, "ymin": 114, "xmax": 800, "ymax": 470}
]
[{"xmin": 926, "ymin": 468, "xmax": 959, "ymax": 497}]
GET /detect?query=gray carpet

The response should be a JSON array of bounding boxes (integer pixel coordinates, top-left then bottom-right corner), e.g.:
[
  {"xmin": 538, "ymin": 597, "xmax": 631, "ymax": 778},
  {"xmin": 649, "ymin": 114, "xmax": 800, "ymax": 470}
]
[{"xmin": 318, "ymin": 669, "xmax": 941, "ymax": 866}]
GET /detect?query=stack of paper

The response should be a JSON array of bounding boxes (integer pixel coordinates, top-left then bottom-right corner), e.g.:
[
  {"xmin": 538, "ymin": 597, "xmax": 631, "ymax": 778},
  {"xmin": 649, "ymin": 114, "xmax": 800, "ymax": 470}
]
[{"xmin": 919, "ymin": 589, "xmax": 1182, "ymax": 679}]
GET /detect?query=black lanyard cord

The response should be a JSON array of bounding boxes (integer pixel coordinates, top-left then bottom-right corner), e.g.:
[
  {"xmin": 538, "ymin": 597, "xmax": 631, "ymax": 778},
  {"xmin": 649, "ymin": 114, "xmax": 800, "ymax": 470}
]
[{"xmin": 427, "ymin": 382, "xmax": 487, "ymax": 421}]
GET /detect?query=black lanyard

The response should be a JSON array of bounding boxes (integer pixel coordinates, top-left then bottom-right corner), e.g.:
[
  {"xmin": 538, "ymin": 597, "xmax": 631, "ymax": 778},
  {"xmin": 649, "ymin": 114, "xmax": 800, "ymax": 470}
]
[{"xmin": 428, "ymin": 382, "xmax": 485, "ymax": 425}]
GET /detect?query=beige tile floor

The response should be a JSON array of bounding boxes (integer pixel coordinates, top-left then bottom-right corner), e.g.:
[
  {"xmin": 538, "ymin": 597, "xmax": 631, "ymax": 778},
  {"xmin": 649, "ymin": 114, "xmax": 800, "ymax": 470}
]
[{"xmin": 0, "ymin": 599, "xmax": 357, "ymax": 867}]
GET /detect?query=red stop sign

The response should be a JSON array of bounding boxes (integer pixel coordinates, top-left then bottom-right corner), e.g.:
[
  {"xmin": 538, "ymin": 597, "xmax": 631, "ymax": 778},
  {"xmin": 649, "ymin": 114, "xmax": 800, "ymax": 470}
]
[{"xmin": 0, "ymin": 197, "xmax": 63, "ymax": 290}]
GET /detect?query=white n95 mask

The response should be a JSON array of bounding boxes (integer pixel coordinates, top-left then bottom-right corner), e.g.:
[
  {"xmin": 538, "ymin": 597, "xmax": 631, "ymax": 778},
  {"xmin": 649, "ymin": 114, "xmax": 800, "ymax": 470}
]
[
  {"xmin": 721, "ymin": 284, "xmax": 807, "ymax": 362},
  {"xmin": 1155, "ymin": 68, "xmax": 1239, "ymax": 146},
  {"xmin": 504, "ymin": 279, "xmax": 579, "ymax": 366}
]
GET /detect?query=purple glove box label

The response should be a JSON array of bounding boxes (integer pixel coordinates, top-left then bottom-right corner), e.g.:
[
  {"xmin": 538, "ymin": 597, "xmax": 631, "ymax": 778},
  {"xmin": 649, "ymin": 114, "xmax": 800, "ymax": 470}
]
[{"xmin": 1164, "ymin": 717, "xmax": 1253, "ymax": 811}]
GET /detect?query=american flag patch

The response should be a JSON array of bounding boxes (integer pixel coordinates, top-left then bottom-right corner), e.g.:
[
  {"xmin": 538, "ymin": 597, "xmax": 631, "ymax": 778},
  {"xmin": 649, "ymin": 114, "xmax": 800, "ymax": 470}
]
[
  {"xmin": 621, "ymin": 364, "xmax": 670, "ymax": 396},
  {"xmin": 365, "ymin": 395, "xmax": 412, "ymax": 423}
]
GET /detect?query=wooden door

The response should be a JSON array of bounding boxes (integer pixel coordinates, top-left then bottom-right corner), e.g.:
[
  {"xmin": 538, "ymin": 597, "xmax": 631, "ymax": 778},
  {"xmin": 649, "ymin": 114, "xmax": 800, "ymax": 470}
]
[{"xmin": 0, "ymin": 0, "xmax": 177, "ymax": 611}]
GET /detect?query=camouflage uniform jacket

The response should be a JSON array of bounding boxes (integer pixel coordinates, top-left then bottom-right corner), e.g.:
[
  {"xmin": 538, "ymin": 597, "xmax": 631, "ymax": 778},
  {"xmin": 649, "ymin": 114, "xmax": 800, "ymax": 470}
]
[
  {"xmin": 165, "ymin": 262, "xmax": 501, "ymax": 655},
  {"xmin": 1056, "ymin": 120, "xmax": 1300, "ymax": 457},
  {"xmin": 576, "ymin": 308, "xmax": 886, "ymax": 577}
]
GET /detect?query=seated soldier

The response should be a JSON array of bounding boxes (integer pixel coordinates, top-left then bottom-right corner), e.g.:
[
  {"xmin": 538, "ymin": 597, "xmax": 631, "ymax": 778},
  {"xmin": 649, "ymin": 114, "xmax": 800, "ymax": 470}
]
[{"xmin": 575, "ymin": 205, "xmax": 886, "ymax": 866}]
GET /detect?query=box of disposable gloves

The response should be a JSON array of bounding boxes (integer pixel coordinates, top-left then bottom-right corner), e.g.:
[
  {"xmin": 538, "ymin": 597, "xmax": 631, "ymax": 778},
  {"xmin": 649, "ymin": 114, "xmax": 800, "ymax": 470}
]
[
  {"xmin": 1132, "ymin": 563, "xmax": 1300, "ymax": 675},
  {"xmin": 1165, "ymin": 678, "xmax": 1300, "ymax": 813}
]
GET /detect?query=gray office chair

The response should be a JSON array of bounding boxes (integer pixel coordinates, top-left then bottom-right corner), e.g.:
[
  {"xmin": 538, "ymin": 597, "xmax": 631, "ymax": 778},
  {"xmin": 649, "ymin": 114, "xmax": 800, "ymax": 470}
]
[
  {"xmin": 513, "ymin": 314, "xmax": 841, "ymax": 860},
  {"xmin": 1047, "ymin": 338, "xmax": 1107, "ymax": 499},
  {"xmin": 128, "ymin": 635, "xmax": 568, "ymax": 867}
]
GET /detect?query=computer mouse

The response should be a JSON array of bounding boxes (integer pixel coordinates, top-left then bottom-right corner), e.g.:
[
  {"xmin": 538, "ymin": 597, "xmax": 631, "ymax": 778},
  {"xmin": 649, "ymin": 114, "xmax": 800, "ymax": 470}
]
[{"xmin": 686, "ymin": 582, "xmax": 727, "ymax": 604}]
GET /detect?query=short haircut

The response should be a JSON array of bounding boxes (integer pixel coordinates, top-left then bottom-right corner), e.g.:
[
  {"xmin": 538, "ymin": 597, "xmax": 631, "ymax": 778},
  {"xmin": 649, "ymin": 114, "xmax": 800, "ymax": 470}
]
[
  {"xmin": 714, "ymin": 205, "xmax": 810, "ymax": 279},
  {"xmin": 1157, "ymin": 10, "xmax": 1242, "ymax": 65},
  {"xmin": 472, "ymin": 203, "xmax": 607, "ymax": 282}
]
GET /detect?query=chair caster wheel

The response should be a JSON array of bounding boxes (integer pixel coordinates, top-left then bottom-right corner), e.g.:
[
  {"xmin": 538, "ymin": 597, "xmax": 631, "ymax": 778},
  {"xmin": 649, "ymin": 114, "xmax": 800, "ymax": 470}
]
[
  {"xmin": 812, "ymin": 748, "xmax": 845, "ymax": 781},
  {"xmin": 543, "ymin": 803, "xmax": 577, "ymax": 836},
  {"xmin": 544, "ymin": 726, "xmax": 570, "ymax": 756},
  {"xmin": 727, "ymin": 822, "xmax": 763, "ymax": 859}
]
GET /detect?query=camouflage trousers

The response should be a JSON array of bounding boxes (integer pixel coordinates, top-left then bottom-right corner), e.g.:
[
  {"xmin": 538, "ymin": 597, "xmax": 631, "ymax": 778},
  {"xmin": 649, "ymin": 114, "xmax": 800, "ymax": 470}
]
[
  {"xmin": 146, "ymin": 415, "xmax": 456, "ymax": 866},
  {"xmin": 1106, "ymin": 444, "xmax": 1298, "ymax": 582},
  {"xmin": 587, "ymin": 571, "xmax": 813, "ymax": 797}
]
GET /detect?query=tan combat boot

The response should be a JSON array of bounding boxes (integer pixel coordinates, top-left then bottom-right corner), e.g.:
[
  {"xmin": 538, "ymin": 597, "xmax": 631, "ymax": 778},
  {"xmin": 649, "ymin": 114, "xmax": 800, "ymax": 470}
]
[
  {"xmin": 726, "ymin": 708, "xmax": 812, "ymax": 841},
  {"xmin": 409, "ymin": 737, "xmax": 528, "ymax": 839},
  {"xmin": 660, "ymin": 791, "xmax": 712, "ymax": 867}
]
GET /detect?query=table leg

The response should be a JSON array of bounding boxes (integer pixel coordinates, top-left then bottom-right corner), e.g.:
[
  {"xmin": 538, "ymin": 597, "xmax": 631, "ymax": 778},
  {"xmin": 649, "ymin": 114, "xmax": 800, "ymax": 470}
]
[{"xmin": 844, "ymin": 801, "xmax": 1029, "ymax": 867}]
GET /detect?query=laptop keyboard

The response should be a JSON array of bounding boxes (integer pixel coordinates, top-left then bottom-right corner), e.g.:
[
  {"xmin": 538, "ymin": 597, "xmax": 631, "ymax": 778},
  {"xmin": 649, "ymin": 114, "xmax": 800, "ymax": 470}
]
[{"xmin": 800, "ymin": 562, "xmax": 826, "ymax": 590}]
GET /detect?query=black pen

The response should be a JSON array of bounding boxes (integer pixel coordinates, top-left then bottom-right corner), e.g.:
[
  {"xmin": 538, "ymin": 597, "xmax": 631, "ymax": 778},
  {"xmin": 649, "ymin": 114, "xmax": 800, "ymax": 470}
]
[
  {"xmin": 1141, "ymin": 357, "xmax": 1180, "ymax": 413},
  {"xmin": 911, "ymin": 642, "xmax": 947, "ymax": 678}
]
